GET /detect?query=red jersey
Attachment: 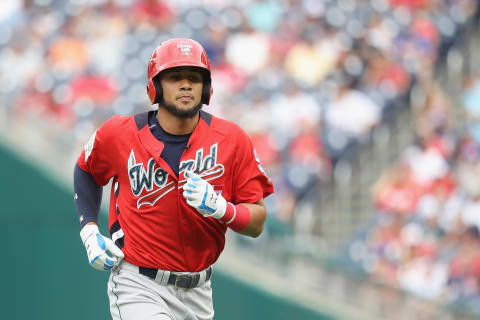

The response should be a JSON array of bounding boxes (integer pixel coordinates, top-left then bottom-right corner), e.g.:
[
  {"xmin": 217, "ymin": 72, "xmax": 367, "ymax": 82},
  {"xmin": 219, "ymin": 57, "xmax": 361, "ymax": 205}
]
[{"xmin": 77, "ymin": 111, "xmax": 274, "ymax": 271}]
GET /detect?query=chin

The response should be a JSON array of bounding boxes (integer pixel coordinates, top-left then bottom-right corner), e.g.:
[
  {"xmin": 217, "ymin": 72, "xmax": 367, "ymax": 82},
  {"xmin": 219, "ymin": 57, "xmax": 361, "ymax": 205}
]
[{"xmin": 159, "ymin": 99, "xmax": 203, "ymax": 118}]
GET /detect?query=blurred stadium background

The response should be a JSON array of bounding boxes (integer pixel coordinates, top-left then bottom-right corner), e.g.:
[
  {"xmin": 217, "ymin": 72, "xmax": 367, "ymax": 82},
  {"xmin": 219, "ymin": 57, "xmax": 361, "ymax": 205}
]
[{"xmin": 1, "ymin": 0, "xmax": 480, "ymax": 319}]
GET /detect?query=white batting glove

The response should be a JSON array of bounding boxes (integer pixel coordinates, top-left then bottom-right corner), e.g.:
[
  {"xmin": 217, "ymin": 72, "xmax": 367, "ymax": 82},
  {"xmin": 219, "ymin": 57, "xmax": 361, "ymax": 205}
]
[
  {"xmin": 182, "ymin": 170, "xmax": 227, "ymax": 219},
  {"xmin": 80, "ymin": 224, "xmax": 124, "ymax": 271}
]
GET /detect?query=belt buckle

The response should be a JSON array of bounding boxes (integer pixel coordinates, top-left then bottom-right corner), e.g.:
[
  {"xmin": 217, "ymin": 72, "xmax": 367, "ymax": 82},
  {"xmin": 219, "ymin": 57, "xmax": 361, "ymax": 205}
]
[{"xmin": 175, "ymin": 274, "xmax": 194, "ymax": 288}]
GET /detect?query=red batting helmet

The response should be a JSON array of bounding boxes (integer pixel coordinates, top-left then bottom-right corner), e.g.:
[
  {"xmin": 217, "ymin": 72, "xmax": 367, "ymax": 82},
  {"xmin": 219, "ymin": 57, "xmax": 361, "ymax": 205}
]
[{"xmin": 147, "ymin": 38, "xmax": 213, "ymax": 105}]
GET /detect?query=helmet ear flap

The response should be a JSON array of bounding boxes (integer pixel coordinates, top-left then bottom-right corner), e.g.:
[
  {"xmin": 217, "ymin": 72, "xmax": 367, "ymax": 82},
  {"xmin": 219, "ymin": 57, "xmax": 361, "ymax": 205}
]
[
  {"xmin": 149, "ymin": 75, "xmax": 163, "ymax": 104},
  {"xmin": 152, "ymin": 74, "xmax": 163, "ymax": 103},
  {"xmin": 201, "ymin": 84, "xmax": 212, "ymax": 105},
  {"xmin": 199, "ymin": 69, "xmax": 212, "ymax": 105}
]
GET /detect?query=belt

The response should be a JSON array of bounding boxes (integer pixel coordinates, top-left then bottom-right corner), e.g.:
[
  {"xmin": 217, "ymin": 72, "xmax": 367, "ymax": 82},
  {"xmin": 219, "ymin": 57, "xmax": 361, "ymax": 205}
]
[{"xmin": 120, "ymin": 261, "xmax": 212, "ymax": 289}]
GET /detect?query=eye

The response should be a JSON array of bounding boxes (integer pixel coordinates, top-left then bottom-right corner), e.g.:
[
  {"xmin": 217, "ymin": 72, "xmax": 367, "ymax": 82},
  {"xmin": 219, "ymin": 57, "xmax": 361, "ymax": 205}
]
[
  {"xmin": 189, "ymin": 75, "xmax": 202, "ymax": 83},
  {"xmin": 169, "ymin": 74, "xmax": 182, "ymax": 81}
]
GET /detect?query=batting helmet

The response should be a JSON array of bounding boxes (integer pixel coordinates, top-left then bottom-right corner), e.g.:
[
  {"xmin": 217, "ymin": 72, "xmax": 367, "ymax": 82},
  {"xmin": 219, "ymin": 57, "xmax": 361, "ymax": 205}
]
[{"xmin": 147, "ymin": 38, "xmax": 213, "ymax": 105}]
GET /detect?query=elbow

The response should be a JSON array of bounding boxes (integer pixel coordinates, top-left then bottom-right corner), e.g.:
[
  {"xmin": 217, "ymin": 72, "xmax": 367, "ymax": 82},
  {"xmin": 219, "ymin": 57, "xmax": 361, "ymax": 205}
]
[
  {"xmin": 250, "ymin": 224, "xmax": 264, "ymax": 238},
  {"xmin": 238, "ymin": 220, "xmax": 264, "ymax": 238},
  {"xmin": 249, "ymin": 212, "xmax": 266, "ymax": 238},
  {"xmin": 249, "ymin": 207, "xmax": 267, "ymax": 238}
]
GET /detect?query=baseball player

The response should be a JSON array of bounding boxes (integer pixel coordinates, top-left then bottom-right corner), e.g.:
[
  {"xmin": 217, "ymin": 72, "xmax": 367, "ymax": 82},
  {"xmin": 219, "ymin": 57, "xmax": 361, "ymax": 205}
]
[{"xmin": 73, "ymin": 38, "xmax": 274, "ymax": 320}]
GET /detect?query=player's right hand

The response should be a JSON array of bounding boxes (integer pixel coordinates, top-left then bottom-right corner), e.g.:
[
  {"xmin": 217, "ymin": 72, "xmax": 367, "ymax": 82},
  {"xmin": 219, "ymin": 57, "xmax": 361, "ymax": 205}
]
[{"xmin": 80, "ymin": 224, "xmax": 124, "ymax": 271}]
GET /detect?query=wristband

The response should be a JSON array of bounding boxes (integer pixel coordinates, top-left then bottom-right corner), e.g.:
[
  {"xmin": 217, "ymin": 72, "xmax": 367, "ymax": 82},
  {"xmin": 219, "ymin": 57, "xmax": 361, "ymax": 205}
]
[{"xmin": 220, "ymin": 202, "xmax": 251, "ymax": 232}]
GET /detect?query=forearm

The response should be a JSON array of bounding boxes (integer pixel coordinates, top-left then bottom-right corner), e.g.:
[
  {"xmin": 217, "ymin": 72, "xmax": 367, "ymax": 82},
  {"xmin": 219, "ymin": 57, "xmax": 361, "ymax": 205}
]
[
  {"xmin": 236, "ymin": 200, "xmax": 266, "ymax": 238},
  {"xmin": 74, "ymin": 164, "xmax": 103, "ymax": 228},
  {"xmin": 182, "ymin": 171, "xmax": 267, "ymax": 237}
]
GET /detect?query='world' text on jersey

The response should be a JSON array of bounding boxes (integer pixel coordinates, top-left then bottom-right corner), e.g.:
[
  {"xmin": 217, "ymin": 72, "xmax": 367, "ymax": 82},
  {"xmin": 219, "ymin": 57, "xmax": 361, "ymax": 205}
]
[{"xmin": 127, "ymin": 143, "xmax": 224, "ymax": 209}]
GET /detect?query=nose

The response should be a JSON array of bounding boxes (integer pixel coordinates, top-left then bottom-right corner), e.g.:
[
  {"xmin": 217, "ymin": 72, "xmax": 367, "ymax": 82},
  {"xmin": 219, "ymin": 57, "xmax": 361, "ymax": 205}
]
[{"xmin": 179, "ymin": 78, "xmax": 192, "ymax": 90}]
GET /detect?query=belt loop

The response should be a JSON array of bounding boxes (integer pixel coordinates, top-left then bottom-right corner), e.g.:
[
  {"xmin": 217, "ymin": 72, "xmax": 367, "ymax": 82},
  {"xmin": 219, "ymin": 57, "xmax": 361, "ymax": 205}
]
[
  {"xmin": 199, "ymin": 267, "xmax": 210, "ymax": 284},
  {"xmin": 156, "ymin": 270, "xmax": 170, "ymax": 286},
  {"xmin": 206, "ymin": 266, "xmax": 212, "ymax": 281}
]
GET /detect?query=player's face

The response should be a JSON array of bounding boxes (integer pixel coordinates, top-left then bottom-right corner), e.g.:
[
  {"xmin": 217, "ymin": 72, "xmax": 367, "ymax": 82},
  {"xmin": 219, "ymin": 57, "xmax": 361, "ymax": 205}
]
[{"xmin": 159, "ymin": 67, "xmax": 204, "ymax": 118}]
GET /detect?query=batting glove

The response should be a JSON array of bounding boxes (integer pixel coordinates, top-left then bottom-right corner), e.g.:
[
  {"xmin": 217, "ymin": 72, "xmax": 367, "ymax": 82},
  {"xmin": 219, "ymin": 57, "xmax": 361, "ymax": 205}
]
[
  {"xmin": 182, "ymin": 171, "xmax": 227, "ymax": 220},
  {"xmin": 80, "ymin": 224, "xmax": 124, "ymax": 271}
]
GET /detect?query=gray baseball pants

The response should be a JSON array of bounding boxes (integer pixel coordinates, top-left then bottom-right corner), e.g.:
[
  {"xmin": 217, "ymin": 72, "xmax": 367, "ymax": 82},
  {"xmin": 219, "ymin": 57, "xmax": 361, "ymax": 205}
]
[{"xmin": 108, "ymin": 261, "xmax": 214, "ymax": 320}]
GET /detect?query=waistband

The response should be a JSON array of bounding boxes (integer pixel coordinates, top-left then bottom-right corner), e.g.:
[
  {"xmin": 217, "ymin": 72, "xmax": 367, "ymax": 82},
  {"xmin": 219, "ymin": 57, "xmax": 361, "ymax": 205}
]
[{"xmin": 118, "ymin": 261, "xmax": 212, "ymax": 289}]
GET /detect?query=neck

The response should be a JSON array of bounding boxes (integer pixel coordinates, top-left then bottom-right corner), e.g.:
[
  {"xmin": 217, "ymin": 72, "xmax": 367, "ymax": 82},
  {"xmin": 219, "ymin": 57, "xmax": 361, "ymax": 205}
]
[{"xmin": 156, "ymin": 108, "xmax": 199, "ymax": 135}]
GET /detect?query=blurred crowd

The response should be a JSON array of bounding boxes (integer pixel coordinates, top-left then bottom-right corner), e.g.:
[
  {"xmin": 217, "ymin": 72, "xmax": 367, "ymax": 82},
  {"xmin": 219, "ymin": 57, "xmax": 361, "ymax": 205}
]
[
  {"xmin": 2, "ymin": 0, "xmax": 480, "ymax": 314},
  {"xmin": 347, "ymin": 68, "xmax": 480, "ymax": 313}
]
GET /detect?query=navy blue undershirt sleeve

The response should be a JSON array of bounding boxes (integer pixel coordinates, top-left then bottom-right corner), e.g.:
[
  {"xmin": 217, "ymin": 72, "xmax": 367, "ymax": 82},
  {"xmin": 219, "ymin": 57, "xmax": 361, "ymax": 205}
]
[{"xmin": 74, "ymin": 164, "xmax": 103, "ymax": 228}]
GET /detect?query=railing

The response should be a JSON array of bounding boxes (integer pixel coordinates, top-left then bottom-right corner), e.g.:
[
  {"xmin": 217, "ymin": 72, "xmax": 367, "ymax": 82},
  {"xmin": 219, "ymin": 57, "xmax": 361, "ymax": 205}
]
[{"xmin": 310, "ymin": 13, "xmax": 480, "ymax": 250}]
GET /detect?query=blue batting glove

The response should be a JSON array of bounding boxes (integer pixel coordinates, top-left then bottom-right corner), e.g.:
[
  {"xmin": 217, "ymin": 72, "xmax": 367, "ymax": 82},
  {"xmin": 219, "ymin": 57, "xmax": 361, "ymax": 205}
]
[
  {"xmin": 80, "ymin": 224, "xmax": 124, "ymax": 271},
  {"xmin": 182, "ymin": 171, "xmax": 227, "ymax": 219}
]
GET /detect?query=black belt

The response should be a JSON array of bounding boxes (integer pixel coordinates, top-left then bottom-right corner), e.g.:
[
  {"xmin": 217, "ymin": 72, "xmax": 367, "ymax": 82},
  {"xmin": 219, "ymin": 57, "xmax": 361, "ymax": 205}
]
[{"xmin": 139, "ymin": 266, "xmax": 212, "ymax": 289}]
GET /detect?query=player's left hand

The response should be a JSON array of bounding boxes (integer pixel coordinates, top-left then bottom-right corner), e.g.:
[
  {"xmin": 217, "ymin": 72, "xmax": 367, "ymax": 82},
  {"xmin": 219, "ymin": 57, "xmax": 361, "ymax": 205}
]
[{"xmin": 182, "ymin": 170, "xmax": 227, "ymax": 219}]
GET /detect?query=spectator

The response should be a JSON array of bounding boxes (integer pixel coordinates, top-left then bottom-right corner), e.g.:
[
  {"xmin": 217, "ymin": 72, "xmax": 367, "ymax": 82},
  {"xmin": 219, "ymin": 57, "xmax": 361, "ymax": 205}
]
[
  {"xmin": 372, "ymin": 163, "xmax": 421, "ymax": 215},
  {"xmin": 324, "ymin": 77, "xmax": 381, "ymax": 156}
]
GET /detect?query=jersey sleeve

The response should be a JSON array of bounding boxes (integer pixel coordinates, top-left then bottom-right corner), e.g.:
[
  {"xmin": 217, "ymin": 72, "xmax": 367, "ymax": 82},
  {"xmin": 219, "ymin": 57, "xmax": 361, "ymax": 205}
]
[
  {"xmin": 76, "ymin": 117, "xmax": 118, "ymax": 186},
  {"xmin": 231, "ymin": 126, "xmax": 274, "ymax": 204}
]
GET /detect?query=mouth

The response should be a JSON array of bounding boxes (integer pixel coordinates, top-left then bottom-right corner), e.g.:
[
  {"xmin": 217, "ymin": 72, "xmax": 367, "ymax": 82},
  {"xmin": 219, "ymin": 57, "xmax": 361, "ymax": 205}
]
[{"xmin": 177, "ymin": 95, "xmax": 193, "ymax": 102}]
